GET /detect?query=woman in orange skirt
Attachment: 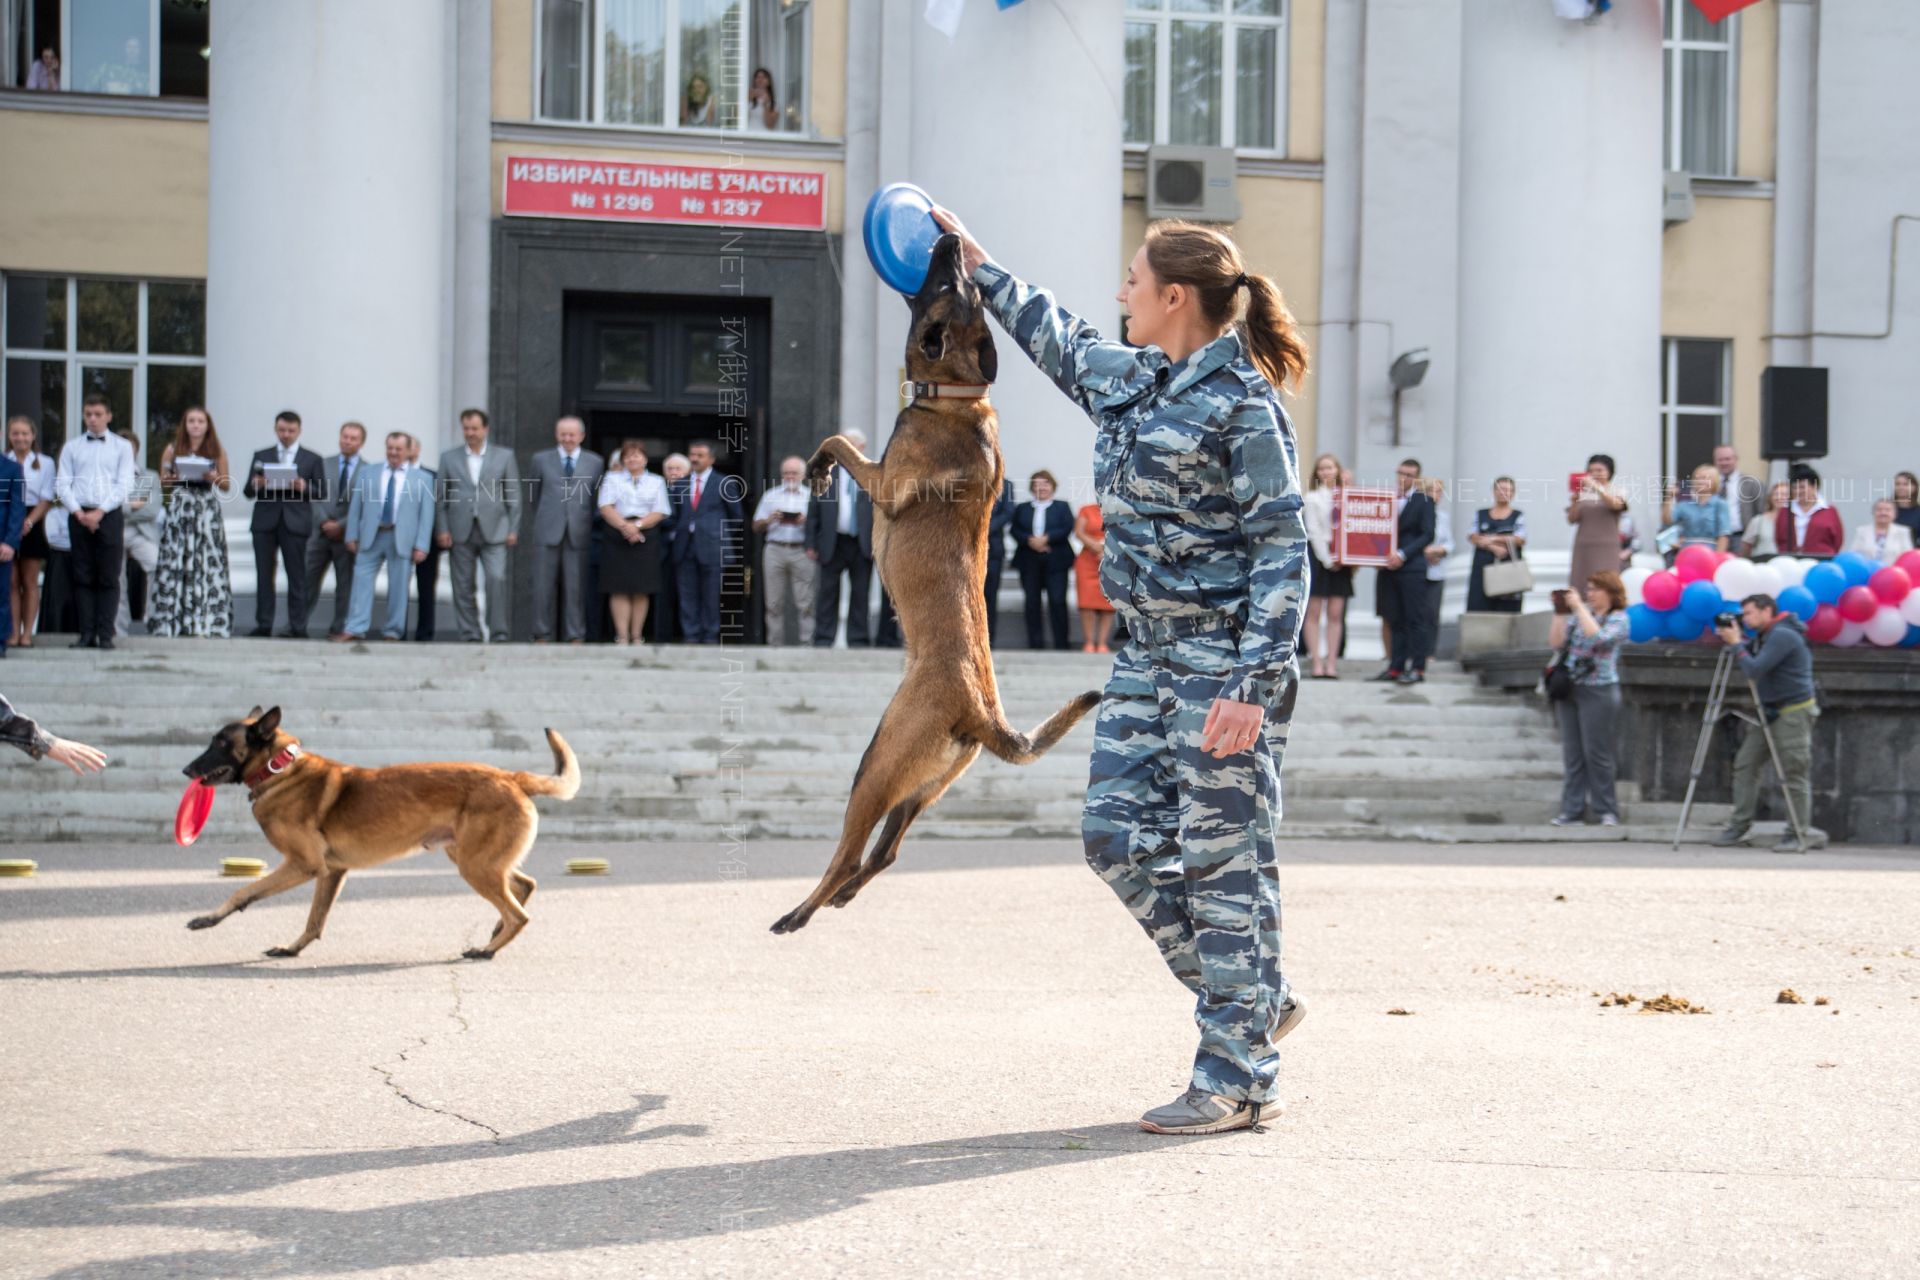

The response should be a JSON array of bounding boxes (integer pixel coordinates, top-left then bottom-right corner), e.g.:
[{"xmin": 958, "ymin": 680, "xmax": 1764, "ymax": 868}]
[{"xmin": 1074, "ymin": 503, "xmax": 1116, "ymax": 652}]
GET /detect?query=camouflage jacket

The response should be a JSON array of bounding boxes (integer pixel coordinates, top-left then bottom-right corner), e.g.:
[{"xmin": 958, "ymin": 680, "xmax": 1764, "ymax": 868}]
[
  {"xmin": 975, "ymin": 262, "xmax": 1306, "ymax": 708},
  {"xmin": 1, "ymin": 693, "xmax": 54, "ymax": 760}
]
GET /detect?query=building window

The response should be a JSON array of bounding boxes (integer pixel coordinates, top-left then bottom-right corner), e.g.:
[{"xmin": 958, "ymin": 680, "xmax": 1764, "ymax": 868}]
[
  {"xmin": 2, "ymin": 274, "xmax": 206, "ymax": 470},
  {"xmin": 1660, "ymin": 338, "xmax": 1729, "ymax": 487},
  {"xmin": 537, "ymin": 0, "xmax": 811, "ymax": 135},
  {"xmin": 1662, "ymin": 0, "xmax": 1736, "ymax": 177},
  {"xmin": 4, "ymin": 0, "xmax": 209, "ymax": 98},
  {"xmin": 1123, "ymin": 0, "xmax": 1287, "ymax": 154}
]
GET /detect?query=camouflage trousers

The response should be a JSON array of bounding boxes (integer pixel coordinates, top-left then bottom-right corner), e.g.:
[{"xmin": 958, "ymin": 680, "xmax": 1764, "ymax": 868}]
[{"xmin": 1083, "ymin": 612, "xmax": 1294, "ymax": 1104}]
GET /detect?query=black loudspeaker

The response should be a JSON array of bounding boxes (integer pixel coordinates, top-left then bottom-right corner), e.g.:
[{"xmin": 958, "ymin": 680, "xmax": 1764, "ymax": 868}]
[{"xmin": 1760, "ymin": 366, "xmax": 1828, "ymax": 459}]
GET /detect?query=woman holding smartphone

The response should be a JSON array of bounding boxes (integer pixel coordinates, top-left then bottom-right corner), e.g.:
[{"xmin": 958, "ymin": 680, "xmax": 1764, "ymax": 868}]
[{"xmin": 1548, "ymin": 572, "xmax": 1630, "ymax": 827}]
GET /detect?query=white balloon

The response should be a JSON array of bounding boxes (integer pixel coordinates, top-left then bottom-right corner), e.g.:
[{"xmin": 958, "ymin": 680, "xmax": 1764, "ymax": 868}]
[
  {"xmin": 1832, "ymin": 619, "xmax": 1867, "ymax": 648},
  {"xmin": 1902, "ymin": 590, "xmax": 1920, "ymax": 627},
  {"xmin": 1865, "ymin": 606, "xmax": 1909, "ymax": 646},
  {"xmin": 1621, "ymin": 566, "xmax": 1652, "ymax": 607},
  {"xmin": 1771, "ymin": 557, "xmax": 1810, "ymax": 588},
  {"xmin": 1713, "ymin": 558, "xmax": 1753, "ymax": 602}
]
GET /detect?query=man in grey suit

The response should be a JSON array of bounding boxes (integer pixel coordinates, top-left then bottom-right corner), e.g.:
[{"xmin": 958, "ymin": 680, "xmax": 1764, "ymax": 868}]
[
  {"xmin": 526, "ymin": 415, "xmax": 604, "ymax": 643},
  {"xmin": 304, "ymin": 421, "xmax": 367, "ymax": 637},
  {"xmin": 434, "ymin": 408, "xmax": 522, "ymax": 643},
  {"xmin": 1712, "ymin": 444, "xmax": 1767, "ymax": 531}
]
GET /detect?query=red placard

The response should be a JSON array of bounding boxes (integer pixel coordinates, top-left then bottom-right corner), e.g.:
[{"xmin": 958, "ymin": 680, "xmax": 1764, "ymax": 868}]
[
  {"xmin": 1334, "ymin": 488, "xmax": 1398, "ymax": 568},
  {"xmin": 502, "ymin": 155, "xmax": 828, "ymax": 230}
]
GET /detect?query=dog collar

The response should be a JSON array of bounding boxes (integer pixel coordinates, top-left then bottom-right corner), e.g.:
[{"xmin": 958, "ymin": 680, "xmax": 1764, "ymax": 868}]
[
  {"xmin": 245, "ymin": 745, "xmax": 303, "ymax": 796},
  {"xmin": 904, "ymin": 380, "xmax": 991, "ymax": 403}
]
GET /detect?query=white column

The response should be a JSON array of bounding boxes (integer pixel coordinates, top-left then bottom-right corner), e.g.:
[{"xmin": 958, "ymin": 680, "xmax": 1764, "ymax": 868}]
[
  {"xmin": 206, "ymin": 0, "xmax": 453, "ymax": 466},
  {"xmin": 875, "ymin": 0, "xmax": 1122, "ymax": 496},
  {"xmin": 1453, "ymin": 1, "xmax": 1665, "ymax": 552}
]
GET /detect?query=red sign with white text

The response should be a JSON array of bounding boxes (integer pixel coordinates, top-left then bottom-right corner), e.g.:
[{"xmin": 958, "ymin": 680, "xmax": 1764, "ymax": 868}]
[
  {"xmin": 1334, "ymin": 488, "xmax": 1398, "ymax": 568},
  {"xmin": 502, "ymin": 155, "xmax": 828, "ymax": 231}
]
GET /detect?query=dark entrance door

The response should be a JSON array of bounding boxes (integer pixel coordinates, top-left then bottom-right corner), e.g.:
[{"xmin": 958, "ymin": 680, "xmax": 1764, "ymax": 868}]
[{"xmin": 563, "ymin": 294, "xmax": 771, "ymax": 642}]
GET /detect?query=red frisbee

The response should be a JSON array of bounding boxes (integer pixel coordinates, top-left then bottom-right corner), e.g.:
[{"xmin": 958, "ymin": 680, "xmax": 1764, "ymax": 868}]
[{"xmin": 175, "ymin": 779, "xmax": 216, "ymax": 847}]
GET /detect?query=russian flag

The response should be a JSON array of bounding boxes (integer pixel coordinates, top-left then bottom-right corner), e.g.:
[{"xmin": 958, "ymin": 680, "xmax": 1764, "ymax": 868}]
[{"xmin": 1688, "ymin": 0, "xmax": 1763, "ymax": 21}]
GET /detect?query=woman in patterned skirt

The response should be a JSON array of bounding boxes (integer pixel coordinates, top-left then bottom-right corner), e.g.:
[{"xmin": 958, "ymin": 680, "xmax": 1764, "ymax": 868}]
[{"xmin": 147, "ymin": 406, "xmax": 235, "ymax": 637}]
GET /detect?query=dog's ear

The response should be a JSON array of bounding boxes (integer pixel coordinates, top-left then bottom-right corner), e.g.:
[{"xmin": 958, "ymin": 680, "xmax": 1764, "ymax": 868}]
[
  {"xmin": 248, "ymin": 707, "xmax": 283, "ymax": 743},
  {"xmin": 246, "ymin": 705, "xmax": 265, "ymax": 720},
  {"xmin": 975, "ymin": 333, "xmax": 998, "ymax": 384}
]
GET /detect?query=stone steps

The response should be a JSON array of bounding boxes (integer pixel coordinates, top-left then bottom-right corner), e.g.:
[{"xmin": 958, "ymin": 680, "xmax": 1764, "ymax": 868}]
[{"xmin": 4, "ymin": 638, "xmax": 1660, "ymax": 843}]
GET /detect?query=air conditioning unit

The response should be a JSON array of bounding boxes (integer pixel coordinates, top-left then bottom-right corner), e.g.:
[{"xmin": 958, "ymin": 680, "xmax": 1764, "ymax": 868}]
[
  {"xmin": 1145, "ymin": 145, "xmax": 1241, "ymax": 222},
  {"xmin": 1663, "ymin": 170, "xmax": 1695, "ymax": 225}
]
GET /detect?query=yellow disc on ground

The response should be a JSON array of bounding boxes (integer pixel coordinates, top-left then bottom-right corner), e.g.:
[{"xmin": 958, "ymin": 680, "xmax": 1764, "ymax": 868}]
[
  {"xmin": 0, "ymin": 859, "xmax": 38, "ymax": 877},
  {"xmin": 566, "ymin": 858, "xmax": 610, "ymax": 875},
  {"xmin": 220, "ymin": 857, "xmax": 267, "ymax": 877}
]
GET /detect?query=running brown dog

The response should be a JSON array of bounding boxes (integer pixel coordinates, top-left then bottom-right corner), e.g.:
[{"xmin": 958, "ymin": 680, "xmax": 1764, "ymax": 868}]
[
  {"xmin": 181, "ymin": 707, "xmax": 580, "ymax": 959},
  {"xmin": 770, "ymin": 234, "xmax": 1100, "ymax": 934}
]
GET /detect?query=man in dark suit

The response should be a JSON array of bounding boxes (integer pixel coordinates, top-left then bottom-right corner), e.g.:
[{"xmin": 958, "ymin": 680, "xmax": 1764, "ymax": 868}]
[
  {"xmin": 1372, "ymin": 457, "xmax": 1437, "ymax": 685},
  {"xmin": 407, "ymin": 435, "xmax": 441, "ymax": 641},
  {"xmin": 243, "ymin": 409, "xmax": 325, "ymax": 637},
  {"xmin": 668, "ymin": 440, "xmax": 743, "ymax": 645},
  {"xmin": 805, "ymin": 428, "xmax": 875, "ymax": 647},
  {"xmin": 984, "ymin": 478, "xmax": 1014, "ymax": 646},
  {"xmin": 526, "ymin": 416, "xmax": 606, "ymax": 643},
  {"xmin": 303, "ymin": 420, "xmax": 366, "ymax": 637},
  {"xmin": 1010, "ymin": 470, "xmax": 1075, "ymax": 650}
]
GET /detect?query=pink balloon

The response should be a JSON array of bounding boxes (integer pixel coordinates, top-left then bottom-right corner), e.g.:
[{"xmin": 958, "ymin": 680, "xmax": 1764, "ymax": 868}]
[
  {"xmin": 1643, "ymin": 570, "xmax": 1682, "ymax": 612},
  {"xmin": 1865, "ymin": 605, "xmax": 1909, "ymax": 647},
  {"xmin": 1870, "ymin": 566, "xmax": 1913, "ymax": 604},
  {"xmin": 1838, "ymin": 585, "xmax": 1879, "ymax": 623},
  {"xmin": 1711, "ymin": 550, "xmax": 1732, "ymax": 569},
  {"xmin": 1806, "ymin": 604, "xmax": 1843, "ymax": 644},
  {"xmin": 1674, "ymin": 544, "xmax": 1718, "ymax": 584},
  {"xmin": 1897, "ymin": 549, "xmax": 1920, "ymax": 582}
]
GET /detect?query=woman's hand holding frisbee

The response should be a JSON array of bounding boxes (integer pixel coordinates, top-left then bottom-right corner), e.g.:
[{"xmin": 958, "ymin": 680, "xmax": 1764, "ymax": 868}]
[{"xmin": 929, "ymin": 205, "xmax": 988, "ymax": 276}]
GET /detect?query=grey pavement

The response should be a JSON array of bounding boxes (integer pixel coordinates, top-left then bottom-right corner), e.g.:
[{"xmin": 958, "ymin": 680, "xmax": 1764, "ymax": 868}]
[{"xmin": 1, "ymin": 837, "xmax": 1917, "ymax": 1278}]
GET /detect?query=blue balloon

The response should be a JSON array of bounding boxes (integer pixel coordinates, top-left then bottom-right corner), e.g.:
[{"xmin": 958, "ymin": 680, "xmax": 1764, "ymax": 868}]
[
  {"xmin": 1836, "ymin": 552, "xmax": 1876, "ymax": 589},
  {"xmin": 1804, "ymin": 561, "xmax": 1848, "ymax": 605},
  {"xmin": 1776, "ymin": 584, "xmax": 1819, "ymax": 621},
  {"xmin": 1627, "ymin": 603, "xmax": 1662, "ymax": 643},
  {"xmin": 1681, "ymin": 579, "xmax": 1724, "ymax": 623},
  {"xmin": 1663, "ymin": 607, "xmax": 1703, "ymax": 641},
  {"xmin": 1903, "ymin": 624, "xmax": 1920, "ymax": 649}
]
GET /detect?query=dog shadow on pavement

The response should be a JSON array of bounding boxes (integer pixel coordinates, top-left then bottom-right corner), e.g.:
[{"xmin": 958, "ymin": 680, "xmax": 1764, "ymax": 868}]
[{"xmin": 11, "ymin": 1097, "xmax": 1147, "ymax": 1278}]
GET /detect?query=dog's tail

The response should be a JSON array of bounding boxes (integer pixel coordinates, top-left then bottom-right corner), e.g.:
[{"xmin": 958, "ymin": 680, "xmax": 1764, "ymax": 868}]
[
  {"xmin": 513, "ymin": 729, "xmax": 581, "ymax": 801},
  {"xmin": 975, "ymin": 691, "xmax": 1101, "ymax": 766}
]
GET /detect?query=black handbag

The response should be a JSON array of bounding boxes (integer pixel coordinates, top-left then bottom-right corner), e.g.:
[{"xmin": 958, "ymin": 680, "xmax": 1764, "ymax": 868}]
[{"xmin": 1543, "ymin": 643, "xmax": 1576, "ymax": 701}]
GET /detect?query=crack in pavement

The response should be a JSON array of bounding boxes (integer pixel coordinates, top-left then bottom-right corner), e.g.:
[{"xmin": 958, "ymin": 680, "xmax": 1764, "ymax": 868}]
[{"xmin": 369, "ymin": 969, "xmax": 501, "ymax": 1143}]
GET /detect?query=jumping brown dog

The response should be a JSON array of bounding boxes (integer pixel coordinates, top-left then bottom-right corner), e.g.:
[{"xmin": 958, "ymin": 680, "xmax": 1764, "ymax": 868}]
[
  {"xmin": 770, "ymin": 234, "xmax": 1100, "ymax": 934},
  {"xmin": 181, "ymin": 707, "xmax": 580, "ymax": 959}
]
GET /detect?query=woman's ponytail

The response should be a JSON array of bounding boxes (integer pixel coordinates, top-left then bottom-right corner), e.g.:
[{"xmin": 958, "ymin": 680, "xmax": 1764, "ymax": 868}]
[
  {"xmin": 1142, "ymin": 220, "xmax": 1309, "ymax": 394},
  {"xmin": 1240, "ymin": 271, "xmax": 1308, "ymax": 394}
]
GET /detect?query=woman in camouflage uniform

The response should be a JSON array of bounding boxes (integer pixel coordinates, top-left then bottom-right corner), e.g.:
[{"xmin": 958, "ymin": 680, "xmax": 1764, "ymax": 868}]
[{"xmin": 933, "ymin": 208, "xmax": 1310, "ymax": 1135}]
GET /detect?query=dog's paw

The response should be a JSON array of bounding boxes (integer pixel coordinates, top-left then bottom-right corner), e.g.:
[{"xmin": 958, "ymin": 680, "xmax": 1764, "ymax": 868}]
[
  {"xmin": 805, "ymin": 458, "xmax": 836, "ymax": 496},
  {"xmin": 263, "ymin": 946, "xmax": 299, "ymax": 958},
  {"xmin": 186, "ymin": 915, "xmax": 220, "ymax": 931},
  {"xmin": 769, "ymin": 907, "xmax": 811, "ymax": 934},
  {"xmin": 461, "ymin": 948, "xmax": 496, "ymax": 961}
]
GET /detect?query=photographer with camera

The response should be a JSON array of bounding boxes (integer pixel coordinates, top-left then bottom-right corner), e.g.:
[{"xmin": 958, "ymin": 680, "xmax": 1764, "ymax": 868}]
[
  {"xmin": 1547, "ymin": 572, "xmax": 1630, "ymax": 827},
  {"xmin": 1712, "ymin": 594, "xmax": 1824, "ymax": 851}
]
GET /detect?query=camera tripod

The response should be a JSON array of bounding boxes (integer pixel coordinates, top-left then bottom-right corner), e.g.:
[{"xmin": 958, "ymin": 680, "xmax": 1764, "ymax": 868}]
[{"xmin": 1673, "ymin": 644, "xmax": 1812, "ymax": 851}]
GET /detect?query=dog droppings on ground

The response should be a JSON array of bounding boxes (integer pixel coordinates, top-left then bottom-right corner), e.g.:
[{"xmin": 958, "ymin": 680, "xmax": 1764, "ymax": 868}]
[
  {"xmin": 1816, "ymin": 1062, "xmax": 1838, "ymax": 1068},
  {"xmin": 1815, "ymin": 996, "xmax": 1830, "ymax": 1006},
  {"xmin": 1554, "ymin": 894, "xmax": 1567, "ymax": 901},
  {"xmin": 1777, "ymin": 989, "xmax": 1805, "ymax": 1004},
  {"xmin": 1386, "ymin": 1007, "xmax": 1413, "ymax": 1016},
  {"xmin": 1600, "ymin": 992, "xmax": 1709, "ymax": 1014}
]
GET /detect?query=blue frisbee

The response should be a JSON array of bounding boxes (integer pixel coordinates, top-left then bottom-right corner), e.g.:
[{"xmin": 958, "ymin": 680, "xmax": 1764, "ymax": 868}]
[{"xmin": 863, "ymin": 182, "xmax": 940, "ymax": 295}]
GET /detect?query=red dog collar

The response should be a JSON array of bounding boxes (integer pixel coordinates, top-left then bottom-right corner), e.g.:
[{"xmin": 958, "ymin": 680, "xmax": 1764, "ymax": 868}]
[{"xmin": 245, "ymin": 744, "xmax": 303, "ymax": 795}]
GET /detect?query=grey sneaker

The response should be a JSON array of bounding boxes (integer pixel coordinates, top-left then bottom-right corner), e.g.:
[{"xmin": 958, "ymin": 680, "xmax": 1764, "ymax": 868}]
[
  {"xmin": 1549, "ymin": 814, "xmax": 1581, "ymax": 827},
  {"xmin": 1139, "ymin": 1087, "xmax": 1278, "ymax": 1136},
  {"xmin": 1776, "ymin": 828, "xmax": 1827, "ymax": 852},
  {"xmin": 1273, "ymin": 994, "xmax": 1307, "ymax": 1043},
  {"xmin": 1600, "ymin": 814, "xmax": 1619, "ymax": 828},
  {"xmin": 1712, "ymin": 825, "xmax": 1751, "ymax": 847}
]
